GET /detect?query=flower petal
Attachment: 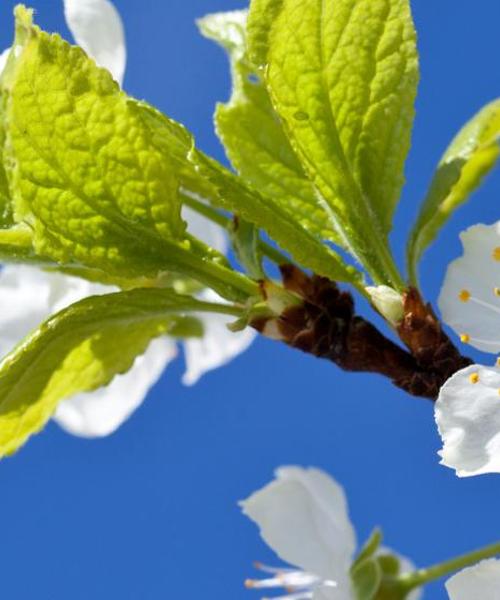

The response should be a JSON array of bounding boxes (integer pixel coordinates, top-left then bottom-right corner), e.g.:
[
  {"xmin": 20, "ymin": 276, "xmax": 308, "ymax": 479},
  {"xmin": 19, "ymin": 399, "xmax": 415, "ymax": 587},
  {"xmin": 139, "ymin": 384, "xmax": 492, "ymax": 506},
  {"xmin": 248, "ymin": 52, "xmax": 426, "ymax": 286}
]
[
  {"xmin": 240, "ymin": 466, "xmax": 357, "ymax": 588},
  {"xmin": 313, "ymin": 586, "xmax": 352, "ymax": 600},
  {"xmin": 445, "ymin": 559, "xmax": 500, "ymax": 599},
  {"xmin": 63, "ymin": 0, "xmax": 126, "ymax": 85},
  {"xmin": 182, "ymin": 205, "xmax": 228, "ymax": 255},
  {"xmin": 0, "ymin": 265, "xmax": 111, "ymax": 356},
  {"xmin": 0, "ymin": 48, "xmax": 10, "ymax": 74},
  {"xmin": 438, "ymin": 222, "xmax": 500, "ymax": 353},
  {"xmin": 182, "ymin": 289, "xmax": 255, "ymax": 385},
  {"xmin": 435, "ymin": 364, "xmax": 500, "ymax": 476},
  {"xmin": 53, "ymin": 337, "xmax": 177, "ymax": 437}
]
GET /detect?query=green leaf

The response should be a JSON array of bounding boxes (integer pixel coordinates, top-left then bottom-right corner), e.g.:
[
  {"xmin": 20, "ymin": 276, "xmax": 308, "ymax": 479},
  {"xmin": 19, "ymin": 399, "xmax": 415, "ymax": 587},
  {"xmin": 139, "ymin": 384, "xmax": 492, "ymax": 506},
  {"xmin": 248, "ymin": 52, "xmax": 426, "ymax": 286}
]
[
  {"xmin": 192, "ymin": 149, "xmax": 362, "ymax": 284},
  {"xmin": 407, "ymin": 98, "xmax": 500, "ymax": 285},
  {"xmin": 199, "ymin": 10, "xmax": 341, "ymax": 246},
  {"xmin": 230, "ymin": 217, "xmax": 264, "ymax": 279},
  {"xmin": 3, "ymin": 8, "xmax": 186, "ymax": 279},
  {"xmin": 352, "ymin": 558, "xmax": 382, "ymax": 600},
  {"xmin": 247, "ymin": 0, "xmax": 418, "ymax": 287},
  {"xmin": 128, "ymin": 99, "xmax": 221, "ymax": 208},
  {"xmin": 0, "ymin": 9, "xmax": 259, "ymax": 303},
  {"xmin": 0, "ymin": 287, "xmax": 220, "ymax": 457},
  {"xmin": 353, "ymin": 528, "xmax": 383, "ymax": 568}
]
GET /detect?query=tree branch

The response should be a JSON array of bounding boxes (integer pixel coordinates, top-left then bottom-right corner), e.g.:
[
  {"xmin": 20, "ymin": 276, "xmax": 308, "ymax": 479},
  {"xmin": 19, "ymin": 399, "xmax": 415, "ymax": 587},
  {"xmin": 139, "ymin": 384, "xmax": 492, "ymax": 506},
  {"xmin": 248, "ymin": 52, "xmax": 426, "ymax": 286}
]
[{"xmin": 251, "ymin": 266, "xmax": 471, "ymax": 400}]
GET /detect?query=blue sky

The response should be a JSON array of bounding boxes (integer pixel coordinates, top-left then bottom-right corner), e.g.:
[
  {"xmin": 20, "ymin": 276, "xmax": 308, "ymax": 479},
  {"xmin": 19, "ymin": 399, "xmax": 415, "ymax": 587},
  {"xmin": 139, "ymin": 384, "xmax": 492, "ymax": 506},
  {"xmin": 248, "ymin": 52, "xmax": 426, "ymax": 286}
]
[{"xmin": 0, "ymin": 1, "xmax": 500, "ymax": 599}]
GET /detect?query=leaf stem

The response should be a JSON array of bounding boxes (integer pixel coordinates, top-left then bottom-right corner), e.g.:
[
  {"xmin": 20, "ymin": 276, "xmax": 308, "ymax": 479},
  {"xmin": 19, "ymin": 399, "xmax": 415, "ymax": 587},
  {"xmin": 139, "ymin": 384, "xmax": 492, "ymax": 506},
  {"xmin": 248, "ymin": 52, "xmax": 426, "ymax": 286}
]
[
  {"xmin": 164, "ymin": 240, "xmax": 260, "ymax": 303},
  {"xmin": 180, "ymin": 189, "xmax": 291, "ymax": 267},
  {"xmin": 397, "ymin": 540, "xmax": 500, "ymax": 592}
]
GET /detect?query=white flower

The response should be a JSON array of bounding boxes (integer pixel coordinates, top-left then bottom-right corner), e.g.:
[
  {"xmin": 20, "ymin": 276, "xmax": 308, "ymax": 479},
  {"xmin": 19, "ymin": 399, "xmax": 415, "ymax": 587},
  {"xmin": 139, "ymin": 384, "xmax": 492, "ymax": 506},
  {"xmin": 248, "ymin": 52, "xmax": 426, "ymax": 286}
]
[
  {"xmin": 63, "ymin": 0, "xmax": 126, "ymax": 86},
  {"xmin": 240, "ymin": 466, "xmax": 420, "ymax": 600},
  {"xmin": 437, "ymin": 222, "xmax": 500, "ymax": 476},
  {"xmin": 0, "ymin": 1, "xmax": 255, "ymax": 438},
  {"xmin": 445, "ymin": 559, "xmax": 500, "ymax": 600}
]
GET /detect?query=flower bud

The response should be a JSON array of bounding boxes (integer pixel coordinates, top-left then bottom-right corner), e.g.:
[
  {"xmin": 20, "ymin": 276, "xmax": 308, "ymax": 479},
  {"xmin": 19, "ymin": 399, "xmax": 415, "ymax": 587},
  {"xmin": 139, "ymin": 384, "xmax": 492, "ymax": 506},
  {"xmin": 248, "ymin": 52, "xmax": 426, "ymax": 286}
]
[{"xmin": 366, "ymin": 285, "xmax": 404, "ymax": 326}]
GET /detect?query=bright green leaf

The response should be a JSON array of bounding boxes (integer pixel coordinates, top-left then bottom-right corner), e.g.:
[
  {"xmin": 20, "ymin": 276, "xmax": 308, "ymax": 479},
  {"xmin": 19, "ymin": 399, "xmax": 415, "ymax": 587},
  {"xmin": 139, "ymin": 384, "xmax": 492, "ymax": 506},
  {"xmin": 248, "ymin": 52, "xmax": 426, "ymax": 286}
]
[
  {"xmin": 247, "ymin": 0, "xmax": 418, "ymax": 287},
  {"xmin": 407, "ymin": 98, "xmax": 500, "ymax": 285},
  {"xmin": 0, "ymin": 287, "xmax": 219, "ymax": 457},
  {"xmin": 3, "ymin": 8, "xmax": 185, "ymax": 279},
  {"xmin": 199, "ymin": 10, "xmax": 341, "ymax": 245},
  {"xmin": 0, "ymin": 9, "xmax": 258, "ymax": 304}
]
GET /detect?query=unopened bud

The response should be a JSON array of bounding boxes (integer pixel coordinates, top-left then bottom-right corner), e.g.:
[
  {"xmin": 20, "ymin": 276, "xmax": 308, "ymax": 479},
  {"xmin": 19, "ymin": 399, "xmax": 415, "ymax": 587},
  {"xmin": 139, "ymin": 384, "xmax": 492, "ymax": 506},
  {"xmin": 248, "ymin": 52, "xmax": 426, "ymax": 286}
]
[{"xmin": 366, "ymin": 285, "xmax": 404, "ymax": 326}]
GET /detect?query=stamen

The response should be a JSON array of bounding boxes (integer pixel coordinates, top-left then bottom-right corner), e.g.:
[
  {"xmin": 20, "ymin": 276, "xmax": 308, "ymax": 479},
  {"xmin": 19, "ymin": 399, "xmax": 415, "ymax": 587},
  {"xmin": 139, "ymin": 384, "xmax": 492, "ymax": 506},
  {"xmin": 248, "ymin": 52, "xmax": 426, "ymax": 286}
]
[
  {"xmin": 460, "ymin": 334, "xmax": 470, "ymax": 343},
  {"xmin": 245, "ymin": 577, "xmax": 284, "ymax": 589},
  {"xmin": 468, "ymin": 296, "xmax": 500, "ymax": 316},
  {"xmin": 494, "ymin": 287, "xmax": 500, "ymax": 297},
  {"xmin": 469, "ymin": 372, "xmax": 480, "ymax": 384},
  {"xmin": 492, "ymin": 247, "xmax": 500, "ymax": 261},
  {"xmin": 458, "ymin": 289, "xmax": 471, "ymax": 302},
  {"xmin": 253, "ymin": 562, "xmax": 295, "ymax": 575},
  {"xmin": 496, "ymin": 357, "xmax": 500, "ymax": 367}
]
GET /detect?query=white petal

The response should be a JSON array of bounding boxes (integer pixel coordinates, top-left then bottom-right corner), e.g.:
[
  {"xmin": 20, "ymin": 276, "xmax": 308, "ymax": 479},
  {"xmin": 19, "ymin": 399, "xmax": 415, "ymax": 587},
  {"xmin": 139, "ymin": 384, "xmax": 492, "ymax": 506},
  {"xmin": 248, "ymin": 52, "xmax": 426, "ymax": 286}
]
[
  {"xmin": 0, "ymin": 48, "xmax": 10, "ymax": 75},
  {"xmin": 54, "ymin": 337, "xmax": 177, "ymax": 437},
  {"xmin": 313, "ymin": 587, "xmax": 352, "ymax": 600},
  {"xmin": 182, "ymin": 289, "xmax": 255, "ymax": 385},
  {"xmin": 0, "ymin": 265, "xmax": 111, "ymax": 356},
  {"xmin": 63, "ymin": 0, "xmax": 126, "ymax": 85},
  {"xmin": 182, "ymin": 205, "xmax": 228, "ymax": 254},
  {"xmin": 438, "ymin": 222, "xmax": 500, "ymax": 353},
  {"xmin": 435, "ymin": 364, "xmax": 500, "ymax": 476},
  {"xmin": 240, "ymin": 466, "xmax": 357, "ymax": 589},
  {"xmin": 446, "ymin": 559, "xmax": 500, "ymax": 599}
]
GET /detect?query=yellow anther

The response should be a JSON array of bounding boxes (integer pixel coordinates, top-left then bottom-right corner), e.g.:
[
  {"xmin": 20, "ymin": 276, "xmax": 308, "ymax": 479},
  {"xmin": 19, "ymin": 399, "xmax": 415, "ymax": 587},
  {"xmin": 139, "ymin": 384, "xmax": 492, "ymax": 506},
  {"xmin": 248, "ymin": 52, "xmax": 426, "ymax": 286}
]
[
  {"xmin": 458, "ymin": 289, "xmax": 471, "ymax": 302},
  {"xmin": 495, "ymin": 287, "xmax": 500, "ymax": 297},
  {"xmin": 460, "ymin": 334, "xmax": 470, "ymax": 344},
  {"xmin": 496, "ymin": 357, "xmax": 500, "ymax": 367},
  {"xmin": 469, "ymin": 372, "xmax": 480, "ymax": 384},
  {"xmin": 493, "ymin": 247, "xmax": 500, "ymax": 261}
]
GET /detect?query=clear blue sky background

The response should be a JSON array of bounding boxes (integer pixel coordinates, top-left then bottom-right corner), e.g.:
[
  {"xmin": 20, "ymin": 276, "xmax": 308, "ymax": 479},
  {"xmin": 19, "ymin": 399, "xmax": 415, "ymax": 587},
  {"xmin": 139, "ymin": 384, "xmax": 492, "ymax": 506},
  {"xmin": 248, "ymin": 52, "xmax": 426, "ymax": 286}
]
[{"xmin": 0, "ymin": 1, "xmax": 499, "ymax": 599}]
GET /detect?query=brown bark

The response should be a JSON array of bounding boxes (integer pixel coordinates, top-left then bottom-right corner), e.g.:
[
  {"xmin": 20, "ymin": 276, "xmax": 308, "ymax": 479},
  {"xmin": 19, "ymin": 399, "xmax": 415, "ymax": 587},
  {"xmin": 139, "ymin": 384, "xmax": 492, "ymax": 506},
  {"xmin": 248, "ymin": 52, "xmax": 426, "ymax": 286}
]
[{"xmin": 251, "ymin": 266, "xmax": 472, "ymax": 400}]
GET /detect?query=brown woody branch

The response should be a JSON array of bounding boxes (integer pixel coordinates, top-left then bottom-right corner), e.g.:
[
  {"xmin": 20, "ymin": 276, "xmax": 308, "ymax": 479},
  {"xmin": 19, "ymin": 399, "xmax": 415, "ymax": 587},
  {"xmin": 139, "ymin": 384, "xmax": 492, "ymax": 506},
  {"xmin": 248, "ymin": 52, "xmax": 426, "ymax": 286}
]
[{"xmin": 251, "ymin": 266, "xmax": 472, "ymax": 400}]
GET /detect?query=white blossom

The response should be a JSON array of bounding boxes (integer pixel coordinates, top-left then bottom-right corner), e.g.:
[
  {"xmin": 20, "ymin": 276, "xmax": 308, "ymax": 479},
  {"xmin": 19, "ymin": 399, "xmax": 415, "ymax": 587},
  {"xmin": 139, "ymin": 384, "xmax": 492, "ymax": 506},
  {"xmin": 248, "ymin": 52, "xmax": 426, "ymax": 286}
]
[
  {"xmin": 437, "ymin": 222, "xmax": 500, "ymax": 476},
  {"xmin": 240, "ymin": 467, "xmax": 420, "ymax": 600},
  {"xmin": 446, "ymin": 559, "xmax": 500, "ymax": 599},
  {"xmin": 0, "ymin": 0, "xmax": 255, "ymax": 438}
]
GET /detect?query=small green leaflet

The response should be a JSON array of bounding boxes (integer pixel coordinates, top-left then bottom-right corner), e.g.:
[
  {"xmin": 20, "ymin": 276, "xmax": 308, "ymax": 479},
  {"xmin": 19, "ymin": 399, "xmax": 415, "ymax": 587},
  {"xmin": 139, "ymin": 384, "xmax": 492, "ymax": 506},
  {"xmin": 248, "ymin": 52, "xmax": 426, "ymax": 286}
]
[
  {"xmin": 352, "ymin": 529, "xmax": 383, "ymax": 568},
  {"xmin": 192, "ymin": 150, "xmax": 362, "ymax": 284},
  {"xmin": 230, "ymin": 217, "xmax": 264, "ymax": 280},
  {"xmin": 247, "ymin": 0, "xmax": 418, "ymax": 287},
  {"xmin": 351, "ymin": 557, "xmax": 382, "ymax": 600},
  {"xmin": 407, "ymin": 98, "xmax": 500, "ymax": 285},
  {"xmin": 198, "ymin": 10, "xmax": 342, "ymax": 246},
  {"xmin": 0, "ymin": 287, "xmax": 213, "ymax": 457}
]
